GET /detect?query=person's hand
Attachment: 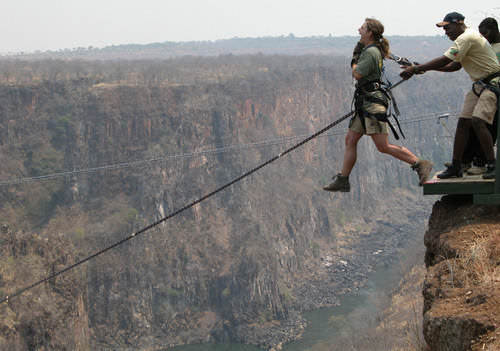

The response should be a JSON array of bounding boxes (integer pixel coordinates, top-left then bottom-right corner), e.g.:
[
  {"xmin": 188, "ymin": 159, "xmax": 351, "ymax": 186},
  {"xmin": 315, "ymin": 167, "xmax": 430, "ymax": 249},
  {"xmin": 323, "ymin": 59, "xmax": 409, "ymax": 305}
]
[
  {"xmin": 414, "ymin": 66, "xmax": 425, "ymax": 75},
  {"xmin": 351, "ymin": 41, "xmax": 365, "ymax": 67},
  {"xmin": 400, "ymin": 65, "xmax": 416, "ymax": 80}
]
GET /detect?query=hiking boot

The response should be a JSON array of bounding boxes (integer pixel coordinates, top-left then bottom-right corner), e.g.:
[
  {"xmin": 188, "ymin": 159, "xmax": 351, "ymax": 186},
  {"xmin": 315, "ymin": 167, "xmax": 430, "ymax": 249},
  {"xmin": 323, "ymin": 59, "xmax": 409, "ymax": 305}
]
[
  {"xmin": 323, "ymin": 173, "xmax": 350, "ymax": 192},
  {"xmin": 437, "ymin": 163, "xmax": 463, "ymax": 179},
  {"xmin": 411, "ymin": 159, "xmax": 433, "ymax": 186},
  {"xmin": 482, "ymin": 164, "xmax": 496, "ymax": 179}
]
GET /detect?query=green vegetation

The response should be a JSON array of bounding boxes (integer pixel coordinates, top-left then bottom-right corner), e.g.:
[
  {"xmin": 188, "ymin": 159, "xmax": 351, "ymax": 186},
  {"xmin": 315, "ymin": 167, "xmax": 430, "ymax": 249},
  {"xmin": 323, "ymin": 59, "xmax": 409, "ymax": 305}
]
[
  {"xmin": 24, "ymin": 145, "xmax": 64, "ymax": 177},
  {"xmin": 24, "ymin": 181, "xmax": 66, "ymax": 226},
  {"xmin": 222, "ymin": 287, "xmax": 231, "ymax": 297},
  {"xmin": 279, "ymin": 284, "xmax": 295, "ymax": 304},
  {"xmin": 0, "ymin": 35, "xmax": 450, "ymax": 62},
  {"xmin": 73, "ymin": 227, "xmax": 86, "ymax": 240},
  {"xmin": 258, "ymin": 309, "xmax": 273, "ymax": 323},
  {"xmin": 47, "ymin": 115, "xmax": 74, "ymax": 149},
  {"xmin": 311, "ymin": 242, "xmax": 321, "ymax": 258},
  {"xmin": 336, "ymin": 209, "xmax": 347, "ymax": 227},
  {"xmin": 167, "ymin": 287, "xmax": 183, "ymax": 298}
]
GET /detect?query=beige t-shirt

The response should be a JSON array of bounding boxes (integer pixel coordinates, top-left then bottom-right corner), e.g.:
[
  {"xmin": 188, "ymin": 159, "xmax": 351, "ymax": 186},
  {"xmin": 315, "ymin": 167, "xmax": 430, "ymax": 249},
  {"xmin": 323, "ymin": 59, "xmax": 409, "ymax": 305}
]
[
  {"xmin": 492, "ymin": 42, "xmax": 500, "ymax": 62},
  {"xmin": 444, "ymin": 27, "xmax": 500, "ymax": 81}
]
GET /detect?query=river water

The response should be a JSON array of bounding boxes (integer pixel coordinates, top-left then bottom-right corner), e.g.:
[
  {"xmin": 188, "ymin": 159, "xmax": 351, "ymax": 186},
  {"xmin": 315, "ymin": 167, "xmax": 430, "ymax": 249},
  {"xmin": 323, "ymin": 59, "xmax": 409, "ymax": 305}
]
[{"xmin": 169, "ymin": 257, "xmax": 404, "ymax": 351}]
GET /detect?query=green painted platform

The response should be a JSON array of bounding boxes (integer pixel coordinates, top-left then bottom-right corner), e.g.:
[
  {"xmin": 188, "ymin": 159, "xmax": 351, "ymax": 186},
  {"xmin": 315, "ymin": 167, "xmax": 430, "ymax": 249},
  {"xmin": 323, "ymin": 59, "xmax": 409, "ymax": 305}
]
[
  {"xmin": 422, "ymin": 111, "xmax": 500, "ymax": 205},
  {"xmin": 423, "ymin": 173, "xmax": 495, "ymax": 195},
  {"xmin": 423, "ymin": 173, "xmax": 499, "ymax": 205}
]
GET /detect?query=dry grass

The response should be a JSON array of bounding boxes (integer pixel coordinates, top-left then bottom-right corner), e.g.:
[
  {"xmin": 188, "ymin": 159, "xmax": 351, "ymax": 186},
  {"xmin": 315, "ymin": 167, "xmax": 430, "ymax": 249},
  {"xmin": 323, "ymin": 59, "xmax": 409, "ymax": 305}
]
[{"xmin": 459, "ymin": 229, "xmax": 500, "ymax": 288}]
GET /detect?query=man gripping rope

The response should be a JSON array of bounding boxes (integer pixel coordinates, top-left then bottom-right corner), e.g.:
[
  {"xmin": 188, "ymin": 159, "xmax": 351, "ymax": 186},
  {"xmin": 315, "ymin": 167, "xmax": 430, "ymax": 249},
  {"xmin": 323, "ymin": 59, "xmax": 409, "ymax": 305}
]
[{"xmin": 400, "ymin": 12, "xmax": 500, "ymax": 179}]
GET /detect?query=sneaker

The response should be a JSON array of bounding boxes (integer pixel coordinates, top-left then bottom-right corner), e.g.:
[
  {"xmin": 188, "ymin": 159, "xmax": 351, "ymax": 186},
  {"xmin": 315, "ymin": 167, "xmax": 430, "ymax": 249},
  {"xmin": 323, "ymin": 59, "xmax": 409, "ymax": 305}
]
[
  {"xmin": 462, "ymin": 162, "xmax": 471, "ymax": 173},
  {"xmin": 444, "ymin": 161, "xmax": 471, "ymax": 173},
  {"xmin": 466, "ymin": 165, "xmax": 486, "ymax": 175},
  {"xmin": 482, "ymin": 164, "xmax": 495, "ymax": 179},
  {"xmin": 411, "ymin": 159, "xmax": 433, "ymax": 186},
  {"xmin": 323, "ymin": 173, "xmax": 350, "ymax": 192},
  {"xmin": 437, "ymin": 164, "xmax": 463, "ymax": 179}
]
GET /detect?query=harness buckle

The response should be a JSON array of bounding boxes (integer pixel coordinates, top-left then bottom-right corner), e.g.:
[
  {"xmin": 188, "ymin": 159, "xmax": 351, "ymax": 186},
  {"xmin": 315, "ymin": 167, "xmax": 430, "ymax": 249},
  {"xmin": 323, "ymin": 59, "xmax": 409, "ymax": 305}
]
[{"xmin": 472, "ymin": 81, "xmax": 487, "ymax": 97}]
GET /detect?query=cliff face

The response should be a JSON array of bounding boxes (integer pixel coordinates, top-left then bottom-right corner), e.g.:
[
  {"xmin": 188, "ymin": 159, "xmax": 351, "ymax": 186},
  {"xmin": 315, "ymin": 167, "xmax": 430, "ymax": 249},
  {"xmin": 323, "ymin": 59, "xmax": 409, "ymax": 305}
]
[
  {"xmin": 423, "ymin": 196, "xmax": 500, "ymax": 351},
  {"xmin": 0, "ymin": 56, "xmax": 468, "ymax": 350},
  {"xmin": 0, "ymin": 225, "xmax": 89, "ymax": 350}
]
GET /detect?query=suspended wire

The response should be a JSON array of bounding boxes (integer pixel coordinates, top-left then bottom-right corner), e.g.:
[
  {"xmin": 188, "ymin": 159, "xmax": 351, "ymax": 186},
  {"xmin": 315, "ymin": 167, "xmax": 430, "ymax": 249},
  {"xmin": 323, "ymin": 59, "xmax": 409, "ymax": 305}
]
[
  {"xmin": 0, "ymin": 78, "xmax": 456, "ymax": 304},
  {"xmin": 0, "ymin": 105, "xmax": 356, "ymax": 305},
  {"xmin": 0, "ymin": 110, "xmax": 458, "ymax": 187}
]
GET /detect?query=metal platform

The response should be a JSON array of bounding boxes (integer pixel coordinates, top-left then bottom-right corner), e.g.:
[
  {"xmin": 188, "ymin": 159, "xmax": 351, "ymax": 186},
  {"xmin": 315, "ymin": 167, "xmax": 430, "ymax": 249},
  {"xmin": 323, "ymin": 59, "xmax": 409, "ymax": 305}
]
[
  {"xmin": 422, "ymin": 112, "xmax": 500, "ymax": 205},
  {"xmin": 423, "ymin": 173, "xmax": 500, "ymax": 205}
]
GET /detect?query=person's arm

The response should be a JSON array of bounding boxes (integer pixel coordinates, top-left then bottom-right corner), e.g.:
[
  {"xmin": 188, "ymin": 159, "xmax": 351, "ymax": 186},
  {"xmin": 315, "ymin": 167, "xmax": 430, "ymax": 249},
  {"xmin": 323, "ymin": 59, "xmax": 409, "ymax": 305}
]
[
  {"xmin": 352, "ymin": 49, "xmax": 374, "ymax": 81},
  {"xmin": 350, "ymin": 41, "xmax": 365, "ymax": 80},
  {"xmin": 434, "ymin": 61, "xmax": 462, "ymax": 72},
  {"xmin": 400, "ymin": 55, "xmax": 454, "ymax": 79},
  {"xmin": 352, "ymin": 64, "xmax": 363, "ymax": 80},
  {"xmin": 351, "ymin": 41, "xmax": 365, "ymax": 67}
]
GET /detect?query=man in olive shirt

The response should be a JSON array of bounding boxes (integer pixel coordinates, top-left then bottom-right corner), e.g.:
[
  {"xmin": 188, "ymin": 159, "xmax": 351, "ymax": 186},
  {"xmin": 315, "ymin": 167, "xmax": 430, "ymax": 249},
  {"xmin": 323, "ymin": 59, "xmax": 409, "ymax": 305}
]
[{"xmin": 401, "ymin": 12, "xmax": 500, "ymax": 179}]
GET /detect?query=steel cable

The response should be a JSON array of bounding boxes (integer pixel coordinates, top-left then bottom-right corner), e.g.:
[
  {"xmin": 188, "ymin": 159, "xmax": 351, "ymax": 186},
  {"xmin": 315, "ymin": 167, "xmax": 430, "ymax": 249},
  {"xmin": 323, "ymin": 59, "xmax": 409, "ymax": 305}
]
[
  {"xmin": 0, "ymin": 110, "xmax": 458, "ymax": 187},
  {"xmin": 1, "ymin": 79, "xmax": 416, "ymax": 304}
]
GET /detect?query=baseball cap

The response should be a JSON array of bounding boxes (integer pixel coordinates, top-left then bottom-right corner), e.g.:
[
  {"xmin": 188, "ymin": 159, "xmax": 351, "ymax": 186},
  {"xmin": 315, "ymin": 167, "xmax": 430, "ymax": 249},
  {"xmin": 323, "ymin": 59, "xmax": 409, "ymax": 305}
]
[{"xmin": 436, "ymin": 12, "xmax": 465, "ymax": 27}]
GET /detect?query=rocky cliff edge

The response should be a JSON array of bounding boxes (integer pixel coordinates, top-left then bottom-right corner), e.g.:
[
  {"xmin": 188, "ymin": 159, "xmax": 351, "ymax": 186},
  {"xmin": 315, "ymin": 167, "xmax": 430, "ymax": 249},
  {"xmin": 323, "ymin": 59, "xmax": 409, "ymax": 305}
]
[{"xmin": 423, "ymin": 195, "xmax": 500, "ymax": 351}]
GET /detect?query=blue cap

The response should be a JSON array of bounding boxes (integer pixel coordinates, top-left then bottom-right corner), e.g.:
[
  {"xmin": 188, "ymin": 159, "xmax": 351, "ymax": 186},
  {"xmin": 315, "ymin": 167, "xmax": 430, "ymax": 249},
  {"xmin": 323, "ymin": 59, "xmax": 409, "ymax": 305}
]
[{"xmin": 436, "ymin": 12, "xmax": 465, "ymax": 27}]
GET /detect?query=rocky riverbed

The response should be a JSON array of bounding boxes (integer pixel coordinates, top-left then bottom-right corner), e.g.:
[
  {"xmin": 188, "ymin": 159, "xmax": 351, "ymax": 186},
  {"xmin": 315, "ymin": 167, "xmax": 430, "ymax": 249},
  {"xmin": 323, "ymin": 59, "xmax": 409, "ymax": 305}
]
[{"xmin": 224, "ymin": 200, "xmax": 432, "ymax": 350}]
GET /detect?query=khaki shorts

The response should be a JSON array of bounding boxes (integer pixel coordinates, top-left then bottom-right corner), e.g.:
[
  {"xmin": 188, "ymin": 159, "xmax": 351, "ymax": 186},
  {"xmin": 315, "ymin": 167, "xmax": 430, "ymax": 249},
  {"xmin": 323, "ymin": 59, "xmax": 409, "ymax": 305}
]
[
  {"xmin": 349, "ymin": 113, "xmax": 389, "ymax": 135},
  {"xmin": 460, "ymin": 87, "xmax": 498, "ymax": 125}
]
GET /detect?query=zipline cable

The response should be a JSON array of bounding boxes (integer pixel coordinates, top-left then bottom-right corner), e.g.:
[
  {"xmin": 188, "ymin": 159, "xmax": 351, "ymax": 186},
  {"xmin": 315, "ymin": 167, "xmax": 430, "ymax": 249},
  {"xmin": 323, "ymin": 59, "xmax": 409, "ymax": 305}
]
[
  {"xmin": 0, "ymin": 110, "xmax": 458, "ymax": 187},
  {"xmin": 0, "ymin": 79, "xmax": 409, "ymax": 304}
]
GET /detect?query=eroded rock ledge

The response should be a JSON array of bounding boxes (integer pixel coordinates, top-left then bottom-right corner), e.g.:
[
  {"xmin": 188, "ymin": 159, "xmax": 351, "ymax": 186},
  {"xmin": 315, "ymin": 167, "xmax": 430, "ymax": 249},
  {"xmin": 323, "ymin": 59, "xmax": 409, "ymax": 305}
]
[{"xmin": 423, "ymin": 195, "xmax": 500, "ymax": 351}]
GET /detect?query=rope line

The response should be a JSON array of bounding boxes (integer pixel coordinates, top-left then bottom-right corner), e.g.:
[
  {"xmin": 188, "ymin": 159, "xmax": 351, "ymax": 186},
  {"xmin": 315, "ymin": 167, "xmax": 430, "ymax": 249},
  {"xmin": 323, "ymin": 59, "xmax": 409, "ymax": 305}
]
[
  {"xmin": 0, "ymin": 109, "xmax": 355, "ymax": 304},
  {"xmin": 0, "ymin": 79, "xmax": 411, "ymax": 304},
  {"xmin": 0, "ymin": 110, "xmax": 458, "ymax": 187}
]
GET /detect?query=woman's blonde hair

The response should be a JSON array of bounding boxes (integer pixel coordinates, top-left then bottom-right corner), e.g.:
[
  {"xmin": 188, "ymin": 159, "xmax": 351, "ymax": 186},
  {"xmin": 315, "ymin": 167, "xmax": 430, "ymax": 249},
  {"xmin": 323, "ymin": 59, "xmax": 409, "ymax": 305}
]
[{"xmin": 365, "ymin": 18, "xmax": 390, "ymax": 58}]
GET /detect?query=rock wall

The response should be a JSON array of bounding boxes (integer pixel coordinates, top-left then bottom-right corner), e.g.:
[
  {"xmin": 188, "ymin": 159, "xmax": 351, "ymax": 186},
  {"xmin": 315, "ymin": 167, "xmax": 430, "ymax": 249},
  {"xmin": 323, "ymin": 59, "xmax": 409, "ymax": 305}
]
[
  {"xmin": 0, "ymin": 225, "xmax": 90, "ymax": 350},
  {"xmin": 423, "ymin": 196, "xmax": 500, "ymax": 351},
  {"xmin": 0, "ymin": 56, "xmax": 470, "ymax": 350}
]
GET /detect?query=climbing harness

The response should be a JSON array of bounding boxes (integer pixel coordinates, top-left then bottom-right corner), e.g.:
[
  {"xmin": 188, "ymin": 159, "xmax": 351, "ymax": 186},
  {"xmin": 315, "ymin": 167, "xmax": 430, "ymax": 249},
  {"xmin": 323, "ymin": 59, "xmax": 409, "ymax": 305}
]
[
  {"xmin": 388, "ymin": 53, "xmax": 419, "ymax": 67},
  {"xmin": 472, "ymin": 71, "xmax": 500, "ymax": 97},
  {"xmin": 472, "ymin": 70, "xmax": 500, "ymax": 143},
  {"xmin": 353, "ymin": 78, "xmax": 406, "ymax": 139},
  {"xmin": 352, "ymin": 48, "xmax": 407, "ymax": 139}
]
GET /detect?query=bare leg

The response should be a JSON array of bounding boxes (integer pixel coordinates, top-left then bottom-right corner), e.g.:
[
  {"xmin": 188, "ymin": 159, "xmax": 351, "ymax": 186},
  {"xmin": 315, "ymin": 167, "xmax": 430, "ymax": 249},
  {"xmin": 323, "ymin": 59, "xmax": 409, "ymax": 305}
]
[
  {"xmin": 341, "ymin": 130, "xmax": 363, "ymax": 176},
  {"xmin": 370, "ymin": 133, "xmax": 418, "ymax": 165}
]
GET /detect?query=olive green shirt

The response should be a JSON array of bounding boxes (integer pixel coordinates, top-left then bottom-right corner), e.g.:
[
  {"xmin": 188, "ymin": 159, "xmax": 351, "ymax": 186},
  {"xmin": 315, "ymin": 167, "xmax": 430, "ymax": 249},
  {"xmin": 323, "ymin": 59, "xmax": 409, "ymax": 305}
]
[
  {"xmin": 354, "ymin": 45, "xmax": 387, "ymax": 114},
  {"xmin": 355, "ymin": 45, "xmax": 383, "ymax": 86}
]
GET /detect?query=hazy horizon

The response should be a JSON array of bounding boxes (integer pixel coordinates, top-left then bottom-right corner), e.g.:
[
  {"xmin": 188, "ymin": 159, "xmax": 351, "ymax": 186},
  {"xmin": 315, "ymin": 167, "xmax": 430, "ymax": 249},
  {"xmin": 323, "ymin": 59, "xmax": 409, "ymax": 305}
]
[{"xmin": 2, "ymin": 1, "xmax": 499, "ymax": 54}]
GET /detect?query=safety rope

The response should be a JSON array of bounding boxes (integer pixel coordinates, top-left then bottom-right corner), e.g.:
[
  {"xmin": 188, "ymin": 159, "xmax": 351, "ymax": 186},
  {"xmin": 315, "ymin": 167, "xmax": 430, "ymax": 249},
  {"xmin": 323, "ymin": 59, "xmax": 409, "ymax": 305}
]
[{"xmin": 0, "ymin": 79, "xmax": 410, "ymax": 305}]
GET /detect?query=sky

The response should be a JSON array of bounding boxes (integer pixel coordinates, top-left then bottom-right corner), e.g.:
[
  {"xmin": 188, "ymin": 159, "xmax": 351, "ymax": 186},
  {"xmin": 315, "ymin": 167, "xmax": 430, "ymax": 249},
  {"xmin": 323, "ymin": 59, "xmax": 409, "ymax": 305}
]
[{"xmin": 1, "ymin": 1, "xmax": 499, "ymax": 53}]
